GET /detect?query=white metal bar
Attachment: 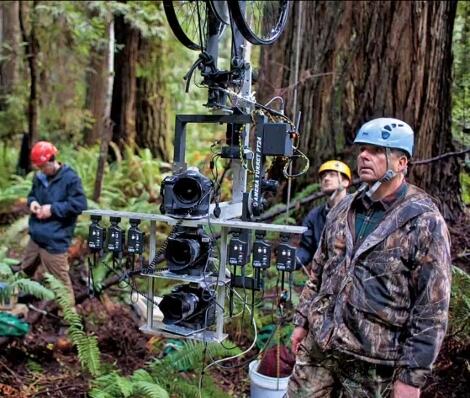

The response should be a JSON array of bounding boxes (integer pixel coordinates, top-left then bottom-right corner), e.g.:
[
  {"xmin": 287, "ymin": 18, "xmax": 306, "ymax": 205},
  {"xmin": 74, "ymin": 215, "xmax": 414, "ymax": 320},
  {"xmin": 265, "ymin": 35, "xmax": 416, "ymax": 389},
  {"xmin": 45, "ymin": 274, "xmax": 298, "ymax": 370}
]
[
  {"xmin": 147, "ymin": 220, "xmax": 157, "ymax": 329},
  {"xmin": 216, "ymin": 227, "xmax": 229, "ymax": 340},
  {"xmin": 83, "ymin": 209, "xmax": 307, "ymax": 234}
]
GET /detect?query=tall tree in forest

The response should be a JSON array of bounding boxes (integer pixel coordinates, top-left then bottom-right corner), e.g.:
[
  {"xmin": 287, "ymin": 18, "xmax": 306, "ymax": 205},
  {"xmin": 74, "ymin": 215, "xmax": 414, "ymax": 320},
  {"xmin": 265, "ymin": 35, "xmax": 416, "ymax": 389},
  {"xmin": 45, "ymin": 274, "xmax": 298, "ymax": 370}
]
[
  {"xmin": 84, "ymin": 6, "xmax": 112, "ymax": 146},
  {"xmin": 93, "ymin": 17, "xmax": 115, "ymax": 203},
  {"xmin": 135, "ymin": 35, "xmax": 171, "ymax": 162},
  {"xmin": 0, "ymin": 1, "xmax": 20, "ymax": 111},
  {"xmin": 110, "ymin": 12, "xmax": 139, "ymax": 150},
  {"xmin": 258, "ymin": 1, "xmax": 462, "ymax": 221},
  {"xmin": 84, "ymin": 43, "xmax": 108, "ymax": 146},
  {"xmin": 110, "ymin": 2, "xmax": 171, "ymax": 160},
  {"xmin": 18, "ymin": 0, "xmax": 39, "ymax": 147}
]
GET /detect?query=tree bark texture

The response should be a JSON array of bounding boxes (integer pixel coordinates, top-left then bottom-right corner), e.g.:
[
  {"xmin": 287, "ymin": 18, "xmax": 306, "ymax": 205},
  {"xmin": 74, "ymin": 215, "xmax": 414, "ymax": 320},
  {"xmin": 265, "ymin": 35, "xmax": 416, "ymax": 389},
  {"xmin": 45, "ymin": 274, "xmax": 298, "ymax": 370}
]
[
  {"xmin": 18, "ymin": 0, "xmax": 39, "ymax": 146},
  {"xmin": 135, "ymin": 36, "xmax": 171, "ymax": 162},
  {"xmin": 84, "ymin": 12, "xmax": 110, "ymax": 146},
  {"xmin": 258, "ymin": 1, "xmax": 461, "ymax": 220},
  {"xmin": 0, "ymin": 1, "xmax": 20, "ymax": 110},
  {"xmin": 93, "ymin": 19, "xmax": 115, "ymax": 203},
  {"xmin": 84, "ymin": 49, "xmax": 108, "ymax": 145},
  {"xmin": 110, "ymin": 14, "xmax": 139, "ymax": 152}
]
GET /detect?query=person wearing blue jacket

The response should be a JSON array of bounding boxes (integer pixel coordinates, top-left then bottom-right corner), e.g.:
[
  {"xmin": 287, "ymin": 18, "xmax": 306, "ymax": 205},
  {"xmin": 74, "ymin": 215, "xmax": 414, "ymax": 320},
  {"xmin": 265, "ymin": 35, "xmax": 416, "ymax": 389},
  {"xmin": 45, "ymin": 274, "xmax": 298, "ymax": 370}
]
[
  {"xmin": 21, "ymin": 141, "xmax": 87, "ymax": 304},
  {"xmin": 296, "ymin": 160, "xmax": 351, "ymax": 270}
]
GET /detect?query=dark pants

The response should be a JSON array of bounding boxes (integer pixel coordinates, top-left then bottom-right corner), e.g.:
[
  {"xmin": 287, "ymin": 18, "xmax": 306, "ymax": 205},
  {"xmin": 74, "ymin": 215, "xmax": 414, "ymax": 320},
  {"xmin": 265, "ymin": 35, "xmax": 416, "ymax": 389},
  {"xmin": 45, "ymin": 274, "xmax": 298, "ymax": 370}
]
[{"xmin": 287, "ymin": 331, "xmax": 395, "ymax": 398}]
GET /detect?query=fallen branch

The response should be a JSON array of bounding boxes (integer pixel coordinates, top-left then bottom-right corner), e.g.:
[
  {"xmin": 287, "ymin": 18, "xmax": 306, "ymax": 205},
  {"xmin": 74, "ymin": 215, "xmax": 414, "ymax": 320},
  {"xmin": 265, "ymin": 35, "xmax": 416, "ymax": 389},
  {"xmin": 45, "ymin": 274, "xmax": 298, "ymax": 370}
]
[
  {"xmin": 411, "ymin": 147, "xmax": 470, "ymax": 165},
  {"xmin": 0, "ymin": 358, "xmax": 23, "ymax": 386}
]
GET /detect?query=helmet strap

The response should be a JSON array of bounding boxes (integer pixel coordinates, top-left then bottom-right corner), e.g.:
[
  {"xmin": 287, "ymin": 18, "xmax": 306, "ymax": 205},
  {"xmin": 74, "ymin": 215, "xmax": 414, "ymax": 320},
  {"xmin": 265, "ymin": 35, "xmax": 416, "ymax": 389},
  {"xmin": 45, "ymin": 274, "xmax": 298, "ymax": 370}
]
[
  {"xmin": 365, "ymin": 148, "xmax": 397, "ymax": 200},
  {"xmin": 327, "ymin": 172, "xmax": 345, "ymax": 206}
]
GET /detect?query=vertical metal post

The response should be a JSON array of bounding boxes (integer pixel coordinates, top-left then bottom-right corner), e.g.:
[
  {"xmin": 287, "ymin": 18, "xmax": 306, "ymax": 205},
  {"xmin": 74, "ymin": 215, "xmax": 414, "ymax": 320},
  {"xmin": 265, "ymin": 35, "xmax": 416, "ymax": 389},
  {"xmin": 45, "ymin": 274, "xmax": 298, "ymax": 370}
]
[
  {"xmin": 216, "ymin": 227, "xmax": 228, "ymax": 339},
  {"xmin": 146, "ymin": 220, "xmax": 157, "ymax": 330},
  {"xmin": 230, "ymin": 1, "xmax": 251, "ymax": 205}
]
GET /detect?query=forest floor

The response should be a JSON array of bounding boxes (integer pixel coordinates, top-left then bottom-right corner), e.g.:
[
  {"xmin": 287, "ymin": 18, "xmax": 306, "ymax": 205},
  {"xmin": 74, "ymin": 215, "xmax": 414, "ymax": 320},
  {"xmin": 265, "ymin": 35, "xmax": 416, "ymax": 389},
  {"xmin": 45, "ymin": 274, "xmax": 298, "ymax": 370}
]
[{"xmin": 0, "ymin": 208, "xmax": 469, "ymax": 397}]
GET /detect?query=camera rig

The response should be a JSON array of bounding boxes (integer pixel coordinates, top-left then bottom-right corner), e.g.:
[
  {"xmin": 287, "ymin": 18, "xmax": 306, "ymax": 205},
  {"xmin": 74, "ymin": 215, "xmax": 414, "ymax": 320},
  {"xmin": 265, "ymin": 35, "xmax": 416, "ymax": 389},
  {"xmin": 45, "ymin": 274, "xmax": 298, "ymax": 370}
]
[{"xmin": 84, "ymin": 1, "xmax": 307, "ymax": 343}]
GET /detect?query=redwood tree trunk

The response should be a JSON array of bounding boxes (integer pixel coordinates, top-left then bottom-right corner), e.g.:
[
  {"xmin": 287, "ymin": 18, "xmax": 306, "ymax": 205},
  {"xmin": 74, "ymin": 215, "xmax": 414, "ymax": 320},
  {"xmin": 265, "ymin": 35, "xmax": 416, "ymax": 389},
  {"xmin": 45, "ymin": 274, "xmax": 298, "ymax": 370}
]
[
  {"xmin": 19, "ymin": 0, "xmax": 39, "ymax": 146},
  {"xmin": 135, "ymin": 36, "xmax": 171, "ymax": 162},
  {"xmin": 258, "ymin": 1, "xmax": 461, "ymax": 221},
  {"xmin": 110, "ymin": 14, "xmax": 139, "ymax": 152},
  {"xmin": 0, "ymin": 1, "xmax": 20, "ymax": 111},
  {"xmin": 84, "ymin": 42, "xmax": 108, "ymax": 145}
]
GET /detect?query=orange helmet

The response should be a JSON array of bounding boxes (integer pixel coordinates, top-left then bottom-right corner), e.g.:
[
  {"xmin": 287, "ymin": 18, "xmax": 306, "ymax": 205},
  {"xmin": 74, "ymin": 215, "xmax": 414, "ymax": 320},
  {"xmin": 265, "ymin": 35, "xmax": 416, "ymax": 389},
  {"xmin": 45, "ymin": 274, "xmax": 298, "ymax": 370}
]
[{"xmin": 31, "ymin": 141, "xmax": 58, "ymax": 167}]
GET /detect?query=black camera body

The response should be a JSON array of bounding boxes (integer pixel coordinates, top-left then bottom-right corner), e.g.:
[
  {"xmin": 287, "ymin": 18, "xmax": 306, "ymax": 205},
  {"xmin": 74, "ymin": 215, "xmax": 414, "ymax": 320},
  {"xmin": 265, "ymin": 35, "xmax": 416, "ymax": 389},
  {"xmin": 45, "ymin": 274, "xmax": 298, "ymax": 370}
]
[
  {"xmin": 159, "ymin": 283, "xmax": 215, "ymax": 330},
  {"xmin": 160, "ymin": 168, "xmax": 213, "ymax": 218},
  {"xmin": 165, "ymin": 227, "xmax": 213, "ymax": 275}
]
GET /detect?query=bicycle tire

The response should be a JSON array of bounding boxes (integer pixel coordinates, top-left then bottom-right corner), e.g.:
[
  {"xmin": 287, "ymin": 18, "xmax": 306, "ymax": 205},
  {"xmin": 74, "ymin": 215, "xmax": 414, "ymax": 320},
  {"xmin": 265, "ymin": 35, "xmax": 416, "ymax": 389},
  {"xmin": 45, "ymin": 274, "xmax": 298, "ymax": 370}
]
[
  {"xmin": 209, "ymin": 0, "xmax": 230, "ymax": 25},
  {"xmin": 163, "ymin": 0, "xmax": 225, "ymax": 51},
  {"xmin": 228, "ymin": 0, "xmax": 290, "ymax": 45}
]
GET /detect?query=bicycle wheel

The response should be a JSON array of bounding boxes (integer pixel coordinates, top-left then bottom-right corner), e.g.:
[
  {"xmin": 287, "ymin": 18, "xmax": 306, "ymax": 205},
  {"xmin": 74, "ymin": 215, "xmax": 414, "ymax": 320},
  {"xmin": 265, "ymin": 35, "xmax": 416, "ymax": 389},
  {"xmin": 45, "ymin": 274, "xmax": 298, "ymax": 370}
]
[
  {"xmin": 228, "ymin": 0, "xmax": 290, "ymax": 45},
  {"xmin": 163, "ymin": 0, "xmax": 225, "ymax": 51},
  {"xmin": 209, "ymin": 0, "xmax": 230, "ymax": 25}
]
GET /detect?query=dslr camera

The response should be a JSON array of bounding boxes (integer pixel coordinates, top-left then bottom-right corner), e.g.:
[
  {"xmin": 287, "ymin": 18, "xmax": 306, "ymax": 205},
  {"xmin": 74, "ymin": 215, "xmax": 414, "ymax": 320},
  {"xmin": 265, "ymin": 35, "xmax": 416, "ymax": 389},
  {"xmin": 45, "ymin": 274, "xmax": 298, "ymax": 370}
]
[
  {"xmin": 165, "ymin": 227, "xmax": 213, "ymax": 275},
  {"xmin": 159, "ymin": 283, "xmax": 215, "ymax": 330},
  {"xmin": 160, "ymin": 168, "xmax": 213, "ymax": 218}
]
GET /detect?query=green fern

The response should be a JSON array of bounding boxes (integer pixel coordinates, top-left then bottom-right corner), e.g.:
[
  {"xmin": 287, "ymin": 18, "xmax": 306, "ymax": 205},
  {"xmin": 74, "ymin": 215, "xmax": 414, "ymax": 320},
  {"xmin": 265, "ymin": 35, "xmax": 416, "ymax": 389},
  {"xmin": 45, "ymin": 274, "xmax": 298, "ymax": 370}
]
[
  {"xmin": 147, "ymin": 341, "xmax": 240, "ymax": 398},
  {"xmin": 2, "ymin": 215, "xmax": 29, "ymax": 246},
  {"xmin": 44, "ymin": 273, "xmax": 102, "ymax": 377},
  {"xmin": 130, "ymin": 369, "xmax": 154, "ymax": 383},
  {"xmin": 132, "ymin": 382, "xmax": 169, "ymax": 398},
  {"xmin": 89, "ymin": 372, "xmax": 122, "ymax": 397},
  {"xmin": 90, "ymin": 370, "xmax": 169, "ymax": 398},
  {"xmin": 12, "ymin": 279, "xmax": 55, "ymax": 300},
  {"xmin": 160, "ymin": 340, "xmax": 241, "ymax": 372},
  {"xmin": 0, "ymin": 247, "xmax": 54, "ymax": 301},
  {"xmin": 0, "ymin": 263, "xmax": 14, "ymax": 279},
  {"xmin": 449, "ymin": 265, "xmax": 470, "ymax": 338}
]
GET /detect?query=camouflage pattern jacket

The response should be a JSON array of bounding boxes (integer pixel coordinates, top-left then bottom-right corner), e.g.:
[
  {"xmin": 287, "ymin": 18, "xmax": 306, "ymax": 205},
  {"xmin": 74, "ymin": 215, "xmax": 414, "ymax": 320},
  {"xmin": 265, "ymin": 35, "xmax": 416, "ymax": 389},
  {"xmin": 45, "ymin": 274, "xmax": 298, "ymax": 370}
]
[{"xmin": 293, "ymin": 184, "xmax": 451, "ymax": 388}]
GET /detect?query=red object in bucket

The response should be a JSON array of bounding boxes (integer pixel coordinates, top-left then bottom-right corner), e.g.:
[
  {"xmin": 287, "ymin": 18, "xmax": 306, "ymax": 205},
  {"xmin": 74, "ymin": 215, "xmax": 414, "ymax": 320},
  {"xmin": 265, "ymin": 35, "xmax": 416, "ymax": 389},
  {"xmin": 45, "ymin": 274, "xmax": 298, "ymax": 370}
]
[{"xmin": 257, "ymin": 345, "xmax": 295, "ymax": 378}]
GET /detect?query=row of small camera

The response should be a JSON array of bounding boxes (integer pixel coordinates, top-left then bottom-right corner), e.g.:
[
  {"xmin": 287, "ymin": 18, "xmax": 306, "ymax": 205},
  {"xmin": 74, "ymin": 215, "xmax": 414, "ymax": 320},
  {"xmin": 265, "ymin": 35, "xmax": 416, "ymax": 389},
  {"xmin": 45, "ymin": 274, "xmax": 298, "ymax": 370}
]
[
  {"xmin": 88, "ymin": 214, "xmax": 298, "ymax": 276},
  {"xmin": 87, "ymin": 215, "xmax": 213, "ymax": 275},
  {"xmin": 87, "ymin": 214, "xmax": 298, "ymax": 331},
  {"xmin": 87, "ymin": 215, "xmax": 216, "ymax": 330}
]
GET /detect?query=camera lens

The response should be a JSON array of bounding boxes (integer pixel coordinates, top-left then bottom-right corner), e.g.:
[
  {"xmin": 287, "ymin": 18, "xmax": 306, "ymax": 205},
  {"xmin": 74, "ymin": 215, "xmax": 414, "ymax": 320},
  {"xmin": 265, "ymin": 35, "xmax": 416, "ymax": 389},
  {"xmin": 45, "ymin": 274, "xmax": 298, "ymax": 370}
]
[
  {"xmin": 174, "ymin": 177, "xmax": 202, "ymax": 204},
  {"xmin": 166, "ymin": 237, "xmax": 201, "ymax": 268},
  {"xmin": 160, "ymin": 292, "xmax": 199, "ymax": 322}
]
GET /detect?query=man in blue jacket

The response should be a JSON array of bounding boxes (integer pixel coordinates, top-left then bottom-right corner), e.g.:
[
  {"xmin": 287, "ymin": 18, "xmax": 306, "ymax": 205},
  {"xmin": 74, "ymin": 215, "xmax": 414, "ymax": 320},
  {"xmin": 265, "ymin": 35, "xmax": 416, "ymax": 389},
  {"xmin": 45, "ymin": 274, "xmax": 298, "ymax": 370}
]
[
  {"xmin": 21, "ymin": 141, "xmax": 87, "ymax": 304},
  {"xmin": 296, "ymin": 160, "xmax": 351, "ymax": 270}
]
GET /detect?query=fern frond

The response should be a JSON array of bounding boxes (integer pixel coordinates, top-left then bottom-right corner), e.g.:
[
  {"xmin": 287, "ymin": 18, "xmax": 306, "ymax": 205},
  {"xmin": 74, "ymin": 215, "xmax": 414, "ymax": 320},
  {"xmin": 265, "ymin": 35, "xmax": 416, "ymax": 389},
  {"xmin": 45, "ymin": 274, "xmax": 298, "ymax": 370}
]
[
  {"xmin": 115, "ymin": 375, "xmax": 133, "ymax": 398},
  {"xmin": 90, "ymin": 371, "xmax": 126, "ymax": 397},
  {"xmin": 44, "ymin": 273, "xmax": 102, "ymax": 376},
  {"xmin": 161, "ymin": 340, "xmax": 241, "ymax": 372},
  {"xmin": 12, "ymin": 278, "xmax": 55, "ymax": 300},
  {"xmin": 88, "ymin": 391, "xmax": 114, "ymax": 398},
  {"xmin": 130, "ymin": 369, "xmax": 154, "ymax": 383},
  {"xmin": 0, "ymin": 263, "xmax": 13, "ymax": 278},
  {"xmin": 132, "ymin": 382, "xmax": 169, "ymax": 398},
  {"xmin": 2, "ymin": 215, "xmax": 29, "ymax": 245}
]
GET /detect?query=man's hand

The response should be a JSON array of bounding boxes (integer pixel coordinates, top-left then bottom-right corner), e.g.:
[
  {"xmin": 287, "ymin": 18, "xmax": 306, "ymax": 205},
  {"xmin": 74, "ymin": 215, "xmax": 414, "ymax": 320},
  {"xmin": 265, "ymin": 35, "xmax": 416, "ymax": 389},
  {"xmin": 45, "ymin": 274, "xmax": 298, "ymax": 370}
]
[
  {"xmin": 30, "ymin": 201, "xmax": 41, "ymax": 214},
  {"xmin": 393, "ymin": 380, "xmax": 420, "ymax": 398},
  {"xmin": 291, "ymin": 326, "xmax": 308, "ymax": 355},
  {"xmin": 37, "ymin": 204, "xmax": 52, "ymax": 219}
]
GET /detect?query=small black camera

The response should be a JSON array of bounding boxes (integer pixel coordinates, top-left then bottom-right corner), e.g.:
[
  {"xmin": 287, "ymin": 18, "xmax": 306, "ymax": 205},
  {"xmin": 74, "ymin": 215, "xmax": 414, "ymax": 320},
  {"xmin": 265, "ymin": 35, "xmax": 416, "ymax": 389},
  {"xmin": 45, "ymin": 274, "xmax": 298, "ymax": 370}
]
[
  {"xmin": 159, "ymin": 283, "xmax": 215, "ymax": 330},
  {"xmin": 160, "ymin": 168, "xmax": 213, "ymax": 218},
  {"xmin": 165, "ymin": 227, "xmax": 213, "ymax": 275}
]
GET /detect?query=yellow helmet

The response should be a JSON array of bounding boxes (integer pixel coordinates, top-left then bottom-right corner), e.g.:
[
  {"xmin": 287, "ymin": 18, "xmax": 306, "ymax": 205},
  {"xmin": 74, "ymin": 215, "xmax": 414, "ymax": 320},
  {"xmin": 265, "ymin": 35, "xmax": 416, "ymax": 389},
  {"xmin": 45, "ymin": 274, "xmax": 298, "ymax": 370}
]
[{"xmin": 318, "ymin": 160, "xmax": 352, "ymax": 181}]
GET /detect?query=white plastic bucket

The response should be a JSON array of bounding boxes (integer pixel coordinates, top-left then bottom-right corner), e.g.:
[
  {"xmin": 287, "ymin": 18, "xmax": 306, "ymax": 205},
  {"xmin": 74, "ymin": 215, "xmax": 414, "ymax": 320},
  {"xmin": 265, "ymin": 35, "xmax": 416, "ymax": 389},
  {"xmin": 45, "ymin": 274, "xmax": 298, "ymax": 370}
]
[{"xmin": 248, "ymin": 360, "xmax": 290, "ymax": 398}]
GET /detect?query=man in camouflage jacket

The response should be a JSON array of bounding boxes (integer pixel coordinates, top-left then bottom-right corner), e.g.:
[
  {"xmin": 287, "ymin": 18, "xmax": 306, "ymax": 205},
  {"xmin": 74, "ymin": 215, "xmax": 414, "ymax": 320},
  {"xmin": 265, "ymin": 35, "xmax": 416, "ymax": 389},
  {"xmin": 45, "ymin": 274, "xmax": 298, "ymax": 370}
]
[{"xmin": 288, "ymin": 118, "xmax": 451, "ymax": 398}]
